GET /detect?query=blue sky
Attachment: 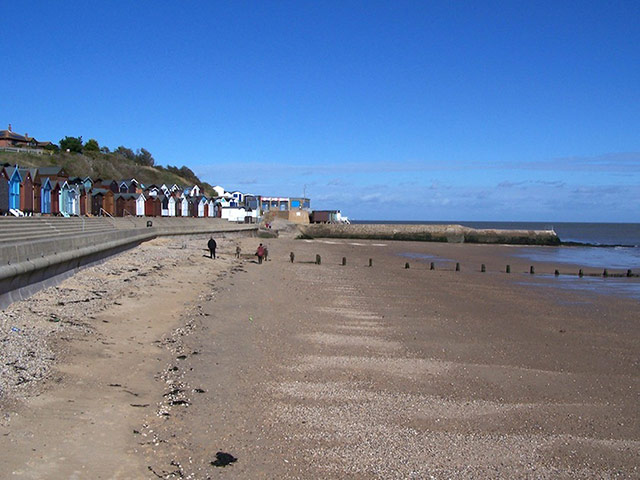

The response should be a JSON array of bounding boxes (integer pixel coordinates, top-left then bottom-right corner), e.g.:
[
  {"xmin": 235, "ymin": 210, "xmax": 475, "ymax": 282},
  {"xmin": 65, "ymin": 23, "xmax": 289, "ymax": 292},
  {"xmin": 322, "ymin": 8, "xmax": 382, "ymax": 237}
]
[{"xmin": 2, "ymin": 1, "xmax": 639, "ymax": 221}]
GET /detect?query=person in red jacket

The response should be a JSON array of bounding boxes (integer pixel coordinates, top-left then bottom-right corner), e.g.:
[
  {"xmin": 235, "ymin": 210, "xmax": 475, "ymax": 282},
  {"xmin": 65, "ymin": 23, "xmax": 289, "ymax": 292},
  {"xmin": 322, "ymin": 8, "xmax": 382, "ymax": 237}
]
[{"xmin": 255, "ymin": 243, "xmax": 265, "ymax": 264}]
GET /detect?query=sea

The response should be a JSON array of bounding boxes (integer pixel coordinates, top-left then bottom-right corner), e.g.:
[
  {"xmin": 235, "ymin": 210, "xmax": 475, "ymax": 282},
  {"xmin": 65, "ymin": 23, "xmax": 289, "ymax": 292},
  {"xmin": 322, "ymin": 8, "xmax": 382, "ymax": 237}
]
[{"xmin": 353, "ymin": 221, "xmax": 640, "ymax": 300}]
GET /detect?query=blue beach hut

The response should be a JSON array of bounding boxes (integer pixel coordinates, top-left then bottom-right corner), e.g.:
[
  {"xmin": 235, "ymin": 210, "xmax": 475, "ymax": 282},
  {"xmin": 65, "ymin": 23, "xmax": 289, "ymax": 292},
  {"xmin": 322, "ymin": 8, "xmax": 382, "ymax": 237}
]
[
  {"xmin": 8, "ymin": 166, "xmax": 22, "ymax": 211},
  {"xmin": 40, "ymin": 177, "xmax": 52, "ymax": 214}
]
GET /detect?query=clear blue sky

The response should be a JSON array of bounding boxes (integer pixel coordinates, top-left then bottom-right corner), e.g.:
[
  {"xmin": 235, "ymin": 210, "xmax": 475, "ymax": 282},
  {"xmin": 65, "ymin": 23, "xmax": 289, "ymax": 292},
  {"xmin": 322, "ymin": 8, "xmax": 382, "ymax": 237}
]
[{"xmin": 3, "ymin": 1, "xmax": 639, "ymax": 221}]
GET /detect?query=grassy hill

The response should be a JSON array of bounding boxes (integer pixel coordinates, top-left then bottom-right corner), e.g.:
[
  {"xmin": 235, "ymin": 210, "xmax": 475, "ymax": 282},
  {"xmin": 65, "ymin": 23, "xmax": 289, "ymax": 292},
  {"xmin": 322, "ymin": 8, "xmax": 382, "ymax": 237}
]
[{"xmin": 0, "ymin": 150, "xmax": 215, "ymax": 196}]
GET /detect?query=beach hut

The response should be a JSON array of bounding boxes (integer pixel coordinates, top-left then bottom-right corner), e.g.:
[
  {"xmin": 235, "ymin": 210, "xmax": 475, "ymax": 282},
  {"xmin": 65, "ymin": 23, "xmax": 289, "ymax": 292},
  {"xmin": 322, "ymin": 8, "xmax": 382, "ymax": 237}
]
[
  {"xmin": 8, "ymin": 166, "xmax": 21, "ymax": 211},
  {"xmin": 115, "ymin": 193, "xmax": 137, "ymax": 216},
  {"xmin": 214, "ymin": 200, "xmax": 224, "ymax": 217},
  {"xmin": 29, "ymin": 168, "xmax": 41, "ymax": 214},
  {"xmin": 51, "ymin": 181, "xmax": 61, "ymax": 215},
  {"xmin": 91, "ymin": 189, "xmax": 103, "ymax": 216},
  {"xmin": 78, "ymin": 186, "xmax": 91, "ymax": 216},
  {"xmin": 130, "ymin": 178, "xmax": 141, "ymax": 193},
  {"xmin": 154, "ymin": 195, "xmax": 162, "ymax": 217},
  {"xmin": 17, "ymin": 168, "xmax": 34, "ymax": 213},
  {"xmin": 66, "ymin": 183, "xmax": 80, "ymax": 215},
  {"xmin": 102, "ymin": 189, "xmax": 115, "ymax": 216},
  {"xmin": 144, "ymin": 195, "xmax": 155, "ymax": 216},
  {"xmin": 167, "ymin": 195, "xmax": 176, "ymax": 216},
  {"xmin": 145, "ymin": 185, "xmax": 160, "ymax": 197},
  {"xmin": 107, "ymin": 180, "xmax": 119, "ymax": 193},
  {"xmin": 207, "ymin": 199, "xmax": 215, "ymax": 217},
  {"xmin": 187, "ymin": 197, "xmax": 197, "ymax": 217},
  {"xmin": 59, "ymin": 182, "xmax": 79, "ymax": 216},
  {"xmin": 58, "ymin": 181, "xmax": 70, "ymax": 216},
  {"xmin": 197, "ymin": 196, "xmax": 207, "ymax": 217},
  {"xmin": 40, "ymin": 177, "xmax": 52, "ymax": 214},
  {"xmin": 91, "ymin": 189, "xmax": 106, "ymax": 216},
  {"xmin": 180, "ymin": 197, "xmax": 189, "ymax": 217},
  {"xmin": 144, "ymin": 195, "xmax": 162, "ymax": 216},
  {"xmin": 161, "ymin": 194, "xmax": 170, "ymax": 216},
  {"xmin": 135, "ymin": 193, "xmax": 146, "ymax": 216},
  {"xmin": 82, "ymin": 177, "xmax": 93, "ymax": 191},
  {"xmin": 0, "ymin": 167, "xmax": 9, "ymax": 214}
]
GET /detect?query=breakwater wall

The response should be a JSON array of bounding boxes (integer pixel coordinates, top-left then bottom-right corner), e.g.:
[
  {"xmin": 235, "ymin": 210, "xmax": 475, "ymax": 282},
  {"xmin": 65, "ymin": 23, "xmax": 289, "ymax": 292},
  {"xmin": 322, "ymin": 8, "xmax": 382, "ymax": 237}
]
[
  {"xmin": 298, "ymin": 224, "xmax": 560, "ymax": 245},
  {"xmin": 0, "ymin": 219, "xmax": 257, "ymax": 309}
]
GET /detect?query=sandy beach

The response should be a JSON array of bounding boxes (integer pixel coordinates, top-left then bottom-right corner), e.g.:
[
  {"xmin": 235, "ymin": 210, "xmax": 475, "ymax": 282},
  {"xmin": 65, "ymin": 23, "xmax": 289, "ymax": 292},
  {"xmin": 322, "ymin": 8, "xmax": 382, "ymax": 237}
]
[{"xmin": 1, "ymin": 235, "xmax": 638, "ymax": 478}]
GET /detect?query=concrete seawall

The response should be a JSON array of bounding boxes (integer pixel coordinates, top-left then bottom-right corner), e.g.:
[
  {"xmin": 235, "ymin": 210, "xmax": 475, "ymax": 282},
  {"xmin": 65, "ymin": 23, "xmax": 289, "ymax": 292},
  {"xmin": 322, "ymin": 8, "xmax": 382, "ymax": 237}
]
[
  {"xmin": 0, "ymin": 219, "xmax": 257, "ymax": 309},
  {"xmin": 297, "ymin": 224, "xmax": 560, "ymax": 245}
]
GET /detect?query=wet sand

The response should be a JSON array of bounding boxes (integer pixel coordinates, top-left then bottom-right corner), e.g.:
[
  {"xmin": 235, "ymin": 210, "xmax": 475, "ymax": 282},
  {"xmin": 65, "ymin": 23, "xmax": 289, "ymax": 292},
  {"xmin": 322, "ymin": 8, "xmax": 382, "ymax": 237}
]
[{"xmin": 1, "ymin": 236, "xmax": 639, "ymax": 478}]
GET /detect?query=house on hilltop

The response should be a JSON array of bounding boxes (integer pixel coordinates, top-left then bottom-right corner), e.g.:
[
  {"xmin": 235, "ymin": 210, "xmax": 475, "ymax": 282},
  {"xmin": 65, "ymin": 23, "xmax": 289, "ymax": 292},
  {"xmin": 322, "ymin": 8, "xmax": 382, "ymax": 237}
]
[{"xmin": 0, "ymin": 125, "xmax": 53, "ymax": 149}]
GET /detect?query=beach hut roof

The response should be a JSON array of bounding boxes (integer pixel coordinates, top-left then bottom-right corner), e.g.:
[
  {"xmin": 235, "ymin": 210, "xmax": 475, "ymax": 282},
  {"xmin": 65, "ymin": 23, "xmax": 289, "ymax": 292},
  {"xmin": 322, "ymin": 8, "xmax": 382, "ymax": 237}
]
[
  {"xmin": 91, "ymin": 188, "xmax": 109, "ymax": 196},
  {"xmin": 115, "ymin": 193, "xmax": 137, "ymax": 200},
  {"xmin": 36, "ymin": 166, "xmax": 67, "ymax": 177}
]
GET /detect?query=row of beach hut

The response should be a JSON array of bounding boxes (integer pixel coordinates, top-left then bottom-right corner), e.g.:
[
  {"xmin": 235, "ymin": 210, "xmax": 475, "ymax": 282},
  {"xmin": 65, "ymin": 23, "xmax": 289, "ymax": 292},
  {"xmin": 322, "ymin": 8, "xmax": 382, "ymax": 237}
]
[{"xmin": 0, "ymin": 164, "xmax": 219, "ymax": 218}]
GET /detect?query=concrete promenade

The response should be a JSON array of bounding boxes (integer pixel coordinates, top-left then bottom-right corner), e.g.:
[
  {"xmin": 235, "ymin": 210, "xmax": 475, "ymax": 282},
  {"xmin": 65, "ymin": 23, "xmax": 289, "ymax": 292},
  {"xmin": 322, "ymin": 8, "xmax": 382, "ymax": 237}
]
[{"xmin": 0, "ymin": 217, "xmax": 257, "ymax": 309}]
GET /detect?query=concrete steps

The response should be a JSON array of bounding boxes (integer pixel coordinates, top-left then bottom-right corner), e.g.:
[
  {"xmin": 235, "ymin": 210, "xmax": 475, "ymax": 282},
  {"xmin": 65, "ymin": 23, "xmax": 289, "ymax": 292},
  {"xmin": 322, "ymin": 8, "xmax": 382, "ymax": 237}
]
[
  {"xmin": 0, "ymin": 216, "xmax": 117, "ymax": 245},
  {"xmin": 0, "ymin": 216, "xmax": 251, "ymax": 246}
]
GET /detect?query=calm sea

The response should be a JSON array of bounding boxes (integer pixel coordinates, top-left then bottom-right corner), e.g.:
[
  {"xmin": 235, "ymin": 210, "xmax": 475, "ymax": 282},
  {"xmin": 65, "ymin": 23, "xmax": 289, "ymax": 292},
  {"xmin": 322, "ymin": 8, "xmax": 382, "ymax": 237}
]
[{"xmin": 354, "ymin": 221, "xmax": 640, "ymax": 299}]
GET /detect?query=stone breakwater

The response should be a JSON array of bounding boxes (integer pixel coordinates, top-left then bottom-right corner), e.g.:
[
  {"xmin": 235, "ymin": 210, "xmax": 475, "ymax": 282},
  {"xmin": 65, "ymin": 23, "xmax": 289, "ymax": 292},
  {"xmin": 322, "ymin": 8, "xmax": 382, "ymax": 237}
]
[{"xmin": 298, "ymin": 223, "xmax": 560, "ymax": 245}]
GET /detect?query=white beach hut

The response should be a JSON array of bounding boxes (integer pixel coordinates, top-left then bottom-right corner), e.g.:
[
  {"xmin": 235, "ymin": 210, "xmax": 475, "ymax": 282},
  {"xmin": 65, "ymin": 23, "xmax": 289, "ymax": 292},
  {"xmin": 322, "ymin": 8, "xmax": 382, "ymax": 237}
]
[
  {"xmin": 197, "ymin": 197, "xmax": 207, "ymax": 217},
  {"xmin": 135, "ymin": 193, "xmax": 146, "ymax": 216},
  {"xmin": 180, "ymin": 197, "xmax": 189, "ymax": 217}
]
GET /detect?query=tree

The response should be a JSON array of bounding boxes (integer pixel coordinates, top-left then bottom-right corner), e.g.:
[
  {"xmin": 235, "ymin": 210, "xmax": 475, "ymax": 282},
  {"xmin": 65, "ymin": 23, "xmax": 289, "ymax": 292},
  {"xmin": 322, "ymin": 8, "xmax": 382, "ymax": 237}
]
[
  {"xmin": 59, "ymin": 136, "xmax": 83, "ymax": 153},
  {"xmin": 114, "ymin": 146, "xmax": 136, "ymax": 161},
  {"xmin": 84, "ymin": 138, "xmax": 100, "ymax": 152},
  {"xmin": 100, "ymin": 146, "xmax": 111, "ymax": 153},
  {"xmin": 43, "ymin": 143, "xmax": 60, "ymax": 153},
  {"xmin": 179, "ymin": 165, "xmax": 195, "ymax": 178},
  {"xmin": 135, "ymin": 147, "xmax": 154, "ymax": 166}
]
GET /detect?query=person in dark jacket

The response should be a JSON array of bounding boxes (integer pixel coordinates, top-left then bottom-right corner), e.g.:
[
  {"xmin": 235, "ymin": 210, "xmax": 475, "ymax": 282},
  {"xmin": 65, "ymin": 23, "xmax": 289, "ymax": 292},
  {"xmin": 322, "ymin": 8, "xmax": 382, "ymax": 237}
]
[{"xmin": 207, "ymin": 237, "xmax": 217, "ymax": 259}]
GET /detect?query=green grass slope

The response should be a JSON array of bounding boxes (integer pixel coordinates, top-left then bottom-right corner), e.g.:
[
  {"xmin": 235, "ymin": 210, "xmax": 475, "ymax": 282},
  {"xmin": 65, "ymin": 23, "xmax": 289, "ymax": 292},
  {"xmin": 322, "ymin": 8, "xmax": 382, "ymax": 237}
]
[{"xmin": 0, "ymin": 150, "xmax": 214, "ymax": 196}]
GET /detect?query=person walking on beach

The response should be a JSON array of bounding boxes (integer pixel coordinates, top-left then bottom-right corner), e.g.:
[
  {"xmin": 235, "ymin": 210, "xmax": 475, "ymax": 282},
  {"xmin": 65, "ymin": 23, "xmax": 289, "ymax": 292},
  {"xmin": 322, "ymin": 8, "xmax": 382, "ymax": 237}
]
[
  {"xmin": 235, "ymin": 245, "xmax": 241, "ymax": 259},
  {"xmin": 256, "ymin": 243, "xmax": 265, "ymax": 264},
  {"xmin": 207, "ymin": 237, "xmax": 217, "ymax": 259},
  {"xmin": 263, "ymin": 245, "xmax": 269, "ymax": 262}
]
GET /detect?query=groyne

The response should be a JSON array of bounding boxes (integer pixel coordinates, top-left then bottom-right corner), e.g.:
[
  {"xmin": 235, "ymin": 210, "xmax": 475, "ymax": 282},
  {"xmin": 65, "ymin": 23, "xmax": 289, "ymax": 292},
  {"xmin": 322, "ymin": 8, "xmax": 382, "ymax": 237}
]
[
  {"xmin": 297, "ymin": 223, "xmax": 560, "ymax": 245},
  {"xmin": 0, "ymin": 218, "xmax": 257, "ymax": 309}
]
